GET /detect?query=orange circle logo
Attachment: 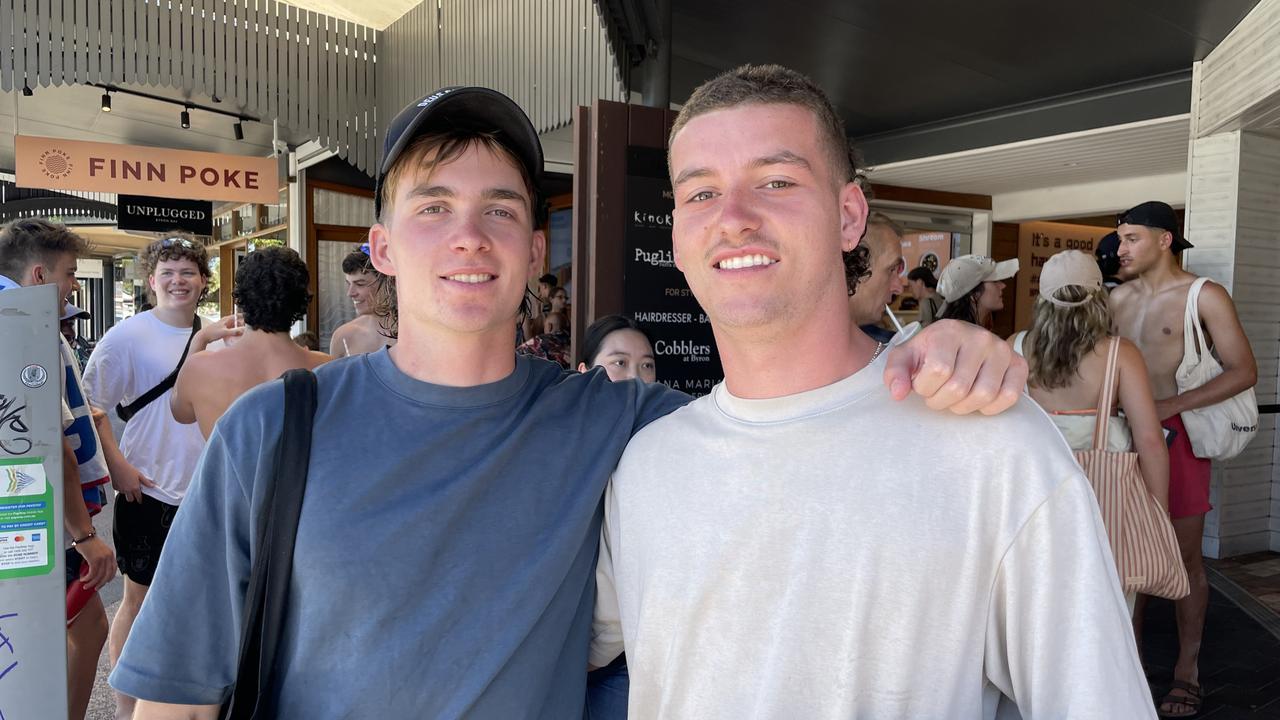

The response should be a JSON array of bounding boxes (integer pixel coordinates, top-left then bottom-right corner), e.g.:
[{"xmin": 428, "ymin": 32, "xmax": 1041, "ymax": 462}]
[{"xmin": 39, "ymin": 149, "xmax": 73, "ymax": 179}]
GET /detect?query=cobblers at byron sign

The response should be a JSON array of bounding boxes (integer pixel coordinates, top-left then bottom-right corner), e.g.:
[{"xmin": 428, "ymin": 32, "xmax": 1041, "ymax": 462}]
[
  {"xmin": 622, "ymin": 146, "xmax": 723, "ymax": 397},
  {"xmin": 15, "ymin": 135, "xmax": 277, "ymax": 204},
  {"xmin": 117, "ymin": 195, "xmax": 214, "ymax": 236}
]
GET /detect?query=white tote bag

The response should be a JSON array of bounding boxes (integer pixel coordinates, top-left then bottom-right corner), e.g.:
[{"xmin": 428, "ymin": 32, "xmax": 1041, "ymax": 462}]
[{"xmin": 1174, "ymin": 277, "xmax": 1258, "ymax": 460}]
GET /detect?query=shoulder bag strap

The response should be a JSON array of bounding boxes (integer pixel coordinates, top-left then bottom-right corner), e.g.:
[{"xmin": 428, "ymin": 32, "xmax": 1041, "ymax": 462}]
[
  {"xmin": 1092, "ymin": 337, "xmax": 1122, "ymax": 451},
  {"xmin": 1182, "ymin": 277, "xmax": 1210, "ymax": 362},
  {"xmin": 222, "ymin": 369, "xmax": 317, "ymax": 720},
  {"xmin": 116, "ymin": 316, "xmax": 202, "ymax": 421}
]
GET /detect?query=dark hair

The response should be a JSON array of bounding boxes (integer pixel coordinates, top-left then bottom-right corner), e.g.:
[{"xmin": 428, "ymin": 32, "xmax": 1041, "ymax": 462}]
[
  {"xmin": 342, "ymin": 249, "xmax": 373, "ymax": 275},
  {"xmin": 843, "ymin": 246, "xmax": 872, "ymax": 296},
  {"xmin": 938, "ymin": 285, "xmax": 984, "ymax": 325},
  {"xmin": 907, "ymin": 266, "xmax": 937, "ymax": 289},
  {"xmin": 0, "ymin": 218, "xmax": 86, "ymax": 281},
  {"xmin": 579, "ymin": 315, "xmax": 653, "ymax": 366},
  {"xmin": 292, "ymin": 331, "xmax": 320, "ymax": 351},
  {"xmin": 671, "ymin": 64, "xmax": 857, "ymax": 187},
  {"xmin": 538, "ymin": 273, "xmax": 558, "ymax": 287},
  {"xmin": 232, "ymin": 247, "xmax": 312, "ymax": 333}
]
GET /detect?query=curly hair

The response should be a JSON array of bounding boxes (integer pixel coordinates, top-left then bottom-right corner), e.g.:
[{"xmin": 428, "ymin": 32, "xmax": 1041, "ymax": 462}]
[
  {"xmin": 142, "ymin": 234, "xmax": 211, "ymax": 280},
  {"xmin": 232, "ymin": 247, "xmax": 312, "ymax": 333},
  {"xmin": 0, "ymin": 218, "xmax": 86, "ymax": 280},
  {"xmin": 1025, "ymin": 285, "xmax": 1113, "ymax": 390}
]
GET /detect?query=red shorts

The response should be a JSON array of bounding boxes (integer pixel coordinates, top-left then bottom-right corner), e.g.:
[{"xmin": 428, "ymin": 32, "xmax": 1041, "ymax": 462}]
[{"xmin": 1163, "ymin": 414, "xmax": 1212, "ymax": 519}]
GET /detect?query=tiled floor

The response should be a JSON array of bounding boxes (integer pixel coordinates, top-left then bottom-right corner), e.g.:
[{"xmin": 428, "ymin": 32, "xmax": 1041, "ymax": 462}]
[
  {"xmin": 1139, "ymin": 553, "xmax": 1280, "ymax": 718},
  {"xmin": 1213, "ymin": 553, "xmax": 1280, "ymax": 617}
]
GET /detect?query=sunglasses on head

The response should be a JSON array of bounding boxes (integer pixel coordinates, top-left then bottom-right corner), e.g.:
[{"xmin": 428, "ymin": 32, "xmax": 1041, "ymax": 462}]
[{"xmin": 161, "ymin": 237, "xmax": 197, "ymax": 249}]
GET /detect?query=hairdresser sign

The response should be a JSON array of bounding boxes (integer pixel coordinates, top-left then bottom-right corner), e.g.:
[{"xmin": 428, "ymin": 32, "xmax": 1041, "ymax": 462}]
[{"xmin": 15, "ymin": 135, "xmax": 277, "ymax": 204}]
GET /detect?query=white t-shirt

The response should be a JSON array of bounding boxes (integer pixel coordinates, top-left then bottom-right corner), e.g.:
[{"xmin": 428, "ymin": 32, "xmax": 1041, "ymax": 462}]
[
  {"xmin": 83, "ymin": 311, "xmax": 207, "ymax": 505},
  {"xmin": 592, "ymin": 352, "xmax": 1155, "ymax": 720}
]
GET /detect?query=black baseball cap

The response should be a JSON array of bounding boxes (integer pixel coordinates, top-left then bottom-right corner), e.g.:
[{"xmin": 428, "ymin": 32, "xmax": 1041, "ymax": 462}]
[
  {"xmin": 1117, "ymin": 201, "xmax": 1192, "ymax": 253},
  {"xmin": 374, "ymin": 87, "xmax": 544, "ymax": 223}
]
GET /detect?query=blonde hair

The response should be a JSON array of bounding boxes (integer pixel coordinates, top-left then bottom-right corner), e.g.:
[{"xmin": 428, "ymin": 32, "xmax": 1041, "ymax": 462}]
[{"xmin": 1025, "ymin": 285, "xmax": 1113, "ymax": 390}]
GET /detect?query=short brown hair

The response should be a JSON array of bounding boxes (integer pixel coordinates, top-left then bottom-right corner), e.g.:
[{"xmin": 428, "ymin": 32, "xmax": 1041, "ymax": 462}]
[
  {"xmin": 142, "ymin": 234, "xmax": 211, "ymax": 281},
  {"xmin": 669, "ymin": 64, "xmax": 858, "ymax": 186},
  {"xmin": 378, "ymin": 131, "xmax": 537, "ymax": 227},
  {"xmin": 0, "ymin": 218, "xmax": 86, "ymax": 281}
]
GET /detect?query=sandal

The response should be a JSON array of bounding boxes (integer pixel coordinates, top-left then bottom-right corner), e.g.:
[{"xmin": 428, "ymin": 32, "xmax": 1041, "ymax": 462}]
[{"xmin": 1156, "ymin": 680, "xmax": 1203, "ymax": 718}]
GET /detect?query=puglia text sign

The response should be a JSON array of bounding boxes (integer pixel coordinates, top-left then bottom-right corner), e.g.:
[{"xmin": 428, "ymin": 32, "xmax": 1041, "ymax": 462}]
[{"xmin": 14, "ymin": 135, "xmax": 278, "ymax": 204}]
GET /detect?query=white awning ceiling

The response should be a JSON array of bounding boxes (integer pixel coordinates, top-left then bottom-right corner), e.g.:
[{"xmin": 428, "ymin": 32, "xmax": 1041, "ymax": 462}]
[{"xmin": 282, "ymin": 0, "xmax": 419, "ymax": 30}]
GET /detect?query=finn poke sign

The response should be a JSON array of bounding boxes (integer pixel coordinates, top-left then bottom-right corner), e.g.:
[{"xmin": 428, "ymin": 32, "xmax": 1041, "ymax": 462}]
[{"xmin": 15, "ymin": 135, "xmax": 278, "ymax": 204}]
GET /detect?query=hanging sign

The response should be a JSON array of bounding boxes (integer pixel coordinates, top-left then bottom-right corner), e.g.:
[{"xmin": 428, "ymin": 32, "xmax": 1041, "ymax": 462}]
[
  {"xmin": 15, "ymin": 135, "xmax": 277, "ymax": 204},
  {"xmin": 117, "ymin": 195, "xmax": 215, "ymax": 235}
]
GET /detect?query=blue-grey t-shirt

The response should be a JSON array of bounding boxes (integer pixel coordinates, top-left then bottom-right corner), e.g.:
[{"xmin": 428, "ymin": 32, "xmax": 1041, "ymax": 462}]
[{"xmin": 110, "ymin": 350, "xmax": 689, "ymax": 718}]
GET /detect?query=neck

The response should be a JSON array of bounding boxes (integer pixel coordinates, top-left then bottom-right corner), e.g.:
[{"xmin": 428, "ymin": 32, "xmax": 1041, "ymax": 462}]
[
  {"xmin": 390, "ymin": 322, "xmax": 517, "ymax": 387},
  {"xmin": 1135, "ymin": 255, "xmax": 1186, "ymax": 291},
  {"xmin": 237, "ymin": 327, "xmax": 302, "ymax": 347},
  {"xmin": 978, "ymin": 307, "xmax": 992, "ymax": 326},
  {"xmin": 150, "ymin": 304, "xmax": 196, "ymax": 328},
  {"xmin": 717, "ymin": 300, "xmax": 878, "ymax": 400}
]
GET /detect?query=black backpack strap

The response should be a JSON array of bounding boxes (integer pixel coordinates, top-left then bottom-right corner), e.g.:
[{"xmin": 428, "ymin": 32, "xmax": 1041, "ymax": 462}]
[
  {"xmin": 222, "ymin": 369, "xmax": 317, "ymax": 720},
  {"xmin": 116, "ymin": 316, "xmax": 202, "ymax": 422}
]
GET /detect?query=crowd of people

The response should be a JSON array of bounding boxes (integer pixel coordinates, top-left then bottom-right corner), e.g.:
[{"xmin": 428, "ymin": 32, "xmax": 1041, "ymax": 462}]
[{"xmin": 0, "ymin": 61, "xmax": 1260, "ymax": 720}]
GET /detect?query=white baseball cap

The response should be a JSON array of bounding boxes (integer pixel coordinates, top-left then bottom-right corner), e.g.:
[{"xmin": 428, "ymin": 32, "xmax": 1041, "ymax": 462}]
[
  {"xmin": 937, "ymin": 255, "xmax": 1019, "ymax": 302},
  {"xmin": 1039, "ymin": 250, "xmax": 1102, "ymax": 307}
]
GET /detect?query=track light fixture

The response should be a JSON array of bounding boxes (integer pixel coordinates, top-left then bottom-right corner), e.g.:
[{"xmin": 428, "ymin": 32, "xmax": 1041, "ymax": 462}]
[
  {"xmin": 233, "ymin": 121, "xmax": 244, "ymax": 140},
  {"xmin": 101, "ymin": 92, "xmax": 112, "ymax": 112},
  {"xmin": 180, "ymin": 107, "xmax": 191, "ymax": 129}
]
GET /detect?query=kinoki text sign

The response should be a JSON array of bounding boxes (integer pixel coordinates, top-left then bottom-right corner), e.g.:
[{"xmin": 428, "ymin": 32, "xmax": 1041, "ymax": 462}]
[{"xmin": 15, "ymin": 135, "xmax": 278, "ymax": 204}]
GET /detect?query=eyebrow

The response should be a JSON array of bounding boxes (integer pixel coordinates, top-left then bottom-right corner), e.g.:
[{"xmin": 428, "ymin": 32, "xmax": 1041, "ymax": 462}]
[
  {"xmin": 404, "ymin": 184, "xmax": 527, "ymax": 205},
  {"xmin": 672, "ymin": 150, "xmax": 814, "ymax": 188}
]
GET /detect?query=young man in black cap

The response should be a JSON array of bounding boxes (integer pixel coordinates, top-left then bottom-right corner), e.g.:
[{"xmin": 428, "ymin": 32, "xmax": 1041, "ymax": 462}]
[
  {"xmin": 116, "ymin": 86, "xmax": 1028, "ymax": 719},
  {"xmin": 1111, "ymin": 199, "xmax": 1258, "ymax": 718}
]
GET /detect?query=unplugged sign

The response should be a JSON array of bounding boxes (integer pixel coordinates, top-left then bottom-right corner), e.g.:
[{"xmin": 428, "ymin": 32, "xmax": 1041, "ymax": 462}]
[{"xmin": 15, "ymin": 135, "xmax": 278, "ymax": 204}]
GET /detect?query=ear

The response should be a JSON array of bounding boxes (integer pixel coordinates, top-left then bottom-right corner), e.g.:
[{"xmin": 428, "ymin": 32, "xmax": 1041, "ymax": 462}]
[
  {"xmin": 28, "ymin": 263, "xmax": 46, "ymax": 286},
  {"xmin": 576, "ymin": 362, "xmax": 589, "ymax": 373},
  {"xmin": 368, "ymin": 224, "xmax": 396, "ymax": 277},
  {"xmin": 528, "ymin": 229, "xmax": 547, "ymax": 280},
  {"xmin": 147, "ymin": 272, "xmax": 158, "ymax": 293},
  {"xmin": 839, "ymin": 181, "xmax": 870, "ymax": 253},
  {"xmin": 1158, "ymin": 230, "xmax": 1173, "ymax": 252}
]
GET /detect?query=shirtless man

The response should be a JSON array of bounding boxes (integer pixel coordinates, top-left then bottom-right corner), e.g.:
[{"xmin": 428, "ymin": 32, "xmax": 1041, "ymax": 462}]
[
  {"xmin": 173, "ymin": 247, "xmax": 331, "ymax": 438},
  {"xmin": 330, "ymin": 247, "xmax": 393, "ymax": 356},
  {"xmin": 1110, "ymin": 200, "xmax": 1258, "ymax": 718}
]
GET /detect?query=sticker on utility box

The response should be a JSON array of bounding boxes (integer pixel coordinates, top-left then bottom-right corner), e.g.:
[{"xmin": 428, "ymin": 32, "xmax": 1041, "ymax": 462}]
[{"xmin": 0, "ymin": 458, "xmax": 54, "ymax": 578}]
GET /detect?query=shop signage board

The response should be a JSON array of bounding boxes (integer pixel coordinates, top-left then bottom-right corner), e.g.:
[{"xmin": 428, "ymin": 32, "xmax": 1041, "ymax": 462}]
[
  {"xmin": 622, "ymin": 146, "xmax": 723, "ymax": 397},
  {"xmin": 75, "ymin": 259, "xmax": 104, "ymax": 279},
  {"xmin": 0, "ymin": 284, "xmax": 68, "ymax": 719},
  {"xmin": 1015, "ymin": 221, "xmax": 1110, "ymax": 331},
  {"xmin": 117, "ymin": 194, "xmax": 215, "ymax": 236},
  {"xmin": 15, "ymin": 135, "xmax": 277, "ymax": 204}
]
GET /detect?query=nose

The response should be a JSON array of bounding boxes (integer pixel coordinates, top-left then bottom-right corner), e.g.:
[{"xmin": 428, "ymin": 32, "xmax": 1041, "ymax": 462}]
[
  {"xmin": 449, "ymin": 215, "xmax": 492, "ymax": 254},
  {"xmin": 715, "ymin": 188, "xmax": 763, "ymax": 241},
  {"xmin": 890, "ymin": 274, "xmax": 906, "ymax": 296}
]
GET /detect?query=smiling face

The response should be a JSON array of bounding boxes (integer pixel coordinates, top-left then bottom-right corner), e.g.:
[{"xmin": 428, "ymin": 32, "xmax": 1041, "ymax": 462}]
[
  {"xmin": 367, "ymin": 140, "xmax": 544, "ymax": 341},
  {"xmin": 148, "ymin": 258, "xmax": 206, "ymax": 312},
  {"xmin": 345, "ymin": 271, "xmax": 377, "ymax": 315},
  {"xmin": 670, "ymin": 103, "xmax": 867, "ymax": 335}
]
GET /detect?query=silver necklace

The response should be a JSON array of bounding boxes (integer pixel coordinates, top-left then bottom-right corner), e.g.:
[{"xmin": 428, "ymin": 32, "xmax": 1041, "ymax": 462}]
[{"xmin": 867, "ymin": 342, "xmax": 886, "ymax": 368}]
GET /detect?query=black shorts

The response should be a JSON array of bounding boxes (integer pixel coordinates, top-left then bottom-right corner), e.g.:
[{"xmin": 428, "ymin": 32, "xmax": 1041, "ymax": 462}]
[
  {"xmin": 113, "ymin": 493, "xmax": 179, "ymax": 586},
  {"xmin": 65, "ymin": 546, "xmax": 84, "ymax": 587}
]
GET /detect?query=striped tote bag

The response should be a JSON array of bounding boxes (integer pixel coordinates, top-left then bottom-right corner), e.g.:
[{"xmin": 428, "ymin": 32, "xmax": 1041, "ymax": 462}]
[{"xmin": 1074, "ymin": 338, "xmax": 1189, "ymax": 600}]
